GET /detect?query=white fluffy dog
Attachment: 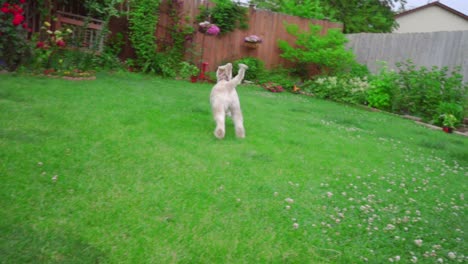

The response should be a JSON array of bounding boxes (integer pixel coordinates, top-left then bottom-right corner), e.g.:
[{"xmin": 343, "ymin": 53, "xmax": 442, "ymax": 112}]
[{"xmin": 210, "ymin": 63, "xmax": 249, "ymax": 139}]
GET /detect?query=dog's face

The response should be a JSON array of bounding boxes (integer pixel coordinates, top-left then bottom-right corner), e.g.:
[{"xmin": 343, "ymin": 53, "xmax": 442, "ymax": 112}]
[{"xmin": 216, "ymin": 63, "xmax": 232, "ymax": 82}]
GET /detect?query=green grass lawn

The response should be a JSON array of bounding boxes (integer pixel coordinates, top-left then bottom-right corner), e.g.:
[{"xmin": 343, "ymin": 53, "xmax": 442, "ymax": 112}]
[{"xmin": 1, "ymin": 72, "xmax": 466, "ymax": 263}]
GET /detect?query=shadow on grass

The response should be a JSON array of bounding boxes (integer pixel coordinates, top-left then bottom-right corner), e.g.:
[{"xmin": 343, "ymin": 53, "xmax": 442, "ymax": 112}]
[{"xmin": 0, "ymin": 224, "xmax": 106, "ymax": 263}]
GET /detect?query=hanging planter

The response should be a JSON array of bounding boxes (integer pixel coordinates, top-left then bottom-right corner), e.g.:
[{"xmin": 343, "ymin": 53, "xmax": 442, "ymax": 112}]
[
  {"xmin": 244, "ymin": 42, "xmax": 259, "ymax": 49},
  {"xmin": 243, "ymin": 35, "xmax": 262, "ymax": 49}
]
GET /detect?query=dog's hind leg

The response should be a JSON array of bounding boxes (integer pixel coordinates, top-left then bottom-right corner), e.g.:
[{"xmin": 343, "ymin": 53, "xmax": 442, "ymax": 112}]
[
  {"xmin": 212, "ymin": 104, "xmax": 226, "ymax": 139},
  {"xmin": 231, "ymin": 106, "xmax": 245, "ymax": 138}
]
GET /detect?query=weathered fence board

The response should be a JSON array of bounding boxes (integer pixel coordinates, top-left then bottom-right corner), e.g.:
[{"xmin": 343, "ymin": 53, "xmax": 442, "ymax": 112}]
[{"xmin": 346, "ymin": 31, "xmax": 468, "ymax": 82}]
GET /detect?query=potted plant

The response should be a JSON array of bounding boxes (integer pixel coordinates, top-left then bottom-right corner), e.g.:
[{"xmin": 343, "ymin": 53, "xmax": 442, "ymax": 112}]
[
  {"xmin": 440, "ymin": 113, "xmax": 457, "ymax": 133},
  {"xmin": 244, "ymin": 35, "xmax": 262, "ymax": 48},
  {"xmin": 179, "ymin": 62, "xmax": 200, "ymax": 82}
]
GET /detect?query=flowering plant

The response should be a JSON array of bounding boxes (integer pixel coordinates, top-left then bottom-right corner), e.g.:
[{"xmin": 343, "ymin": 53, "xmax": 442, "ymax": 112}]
[
  {"xmin": 244, "ymin": 35, "xmax": 262, "ymax": 43},
  {"xmin": 440, "ymin": 114, "xmax": 457, "ymax": 128},
  {"xmin": 206, "ymin": 24, "xmax": 220, "ymax": 36},
  {"xmin": 263, "ymin": 82, "xmax": 284, "ymax": 93},
  {"xmin": 198, "ymin": 21, "xmax": 220, "ymax": 36},
  {"xmin": 33, "ymin": 21, "xmax": 73, "ymax": 72},
  {"xmin": 0, "ymin": 0, "xmax": 31, "ymax": 70}
]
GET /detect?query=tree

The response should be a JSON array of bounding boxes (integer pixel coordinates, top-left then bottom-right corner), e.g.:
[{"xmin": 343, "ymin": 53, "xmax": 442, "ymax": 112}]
[
  {"xmin": 323, "ymin": 0, "xmax": 400, "ymax": 33},
  {"xmin": 253, "ymin": 0, "xmax": 329, "ymax": 19},
  {"xmin": 251, "ymin": 0, "xmax": 406, "ymax": 33}
]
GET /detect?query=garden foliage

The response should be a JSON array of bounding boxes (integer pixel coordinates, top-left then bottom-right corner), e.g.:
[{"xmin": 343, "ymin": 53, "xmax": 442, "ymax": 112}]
[
  {"xmin": 128, "ymin": 0, "xmax": 160, "ymax": 73},
  {"xmin": 302, "ymin": 60, "xmax": 467, "ymax": 126},
  {"xmin": 0, "ymin": 0, "xmax": 31, "ymax": 71},
  {"xmin": 278, "ymin": 23, "xmax": 356, "ymax": 77},
  {"xmin": 197, "ymin": 0, "xmax": 248, "ymax": 34},
  {"xmin": 232, "ymin": 57, "xmax": 265, "ymax": 81}
]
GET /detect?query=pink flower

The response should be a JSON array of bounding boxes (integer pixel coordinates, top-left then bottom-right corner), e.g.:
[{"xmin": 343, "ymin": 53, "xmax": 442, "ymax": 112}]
[
  {"xmin": 206, "ymin": 25, "xmax": 220, "ymax": 36},
  {"xmin": 20, "ymin": 0, "xmax": 26, "ymax": 3},
  {"xmin": 56, "ymin": 39, "xmax": 66, "ymax": 47}
]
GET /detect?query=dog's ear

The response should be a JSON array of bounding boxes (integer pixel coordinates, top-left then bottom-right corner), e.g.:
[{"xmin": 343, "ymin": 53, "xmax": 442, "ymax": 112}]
[
  {"xmin": 226, "ymin": 63, "xmax": 233, "ymax": 81},
  {"xmin": 216, "ymin": 67, "xmax": 227, "ymax": 82}
]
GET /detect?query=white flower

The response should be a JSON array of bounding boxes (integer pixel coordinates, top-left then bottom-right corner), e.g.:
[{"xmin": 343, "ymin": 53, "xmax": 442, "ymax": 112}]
[
  {"xmin": 37, "ymin": 161, "xmax": 43, "ymax": 166},
  {"xmin": 447, "ymin": 252, "xmax": 456, "ymax": 259},
  {"xmin": 285, "ymin": 205, "xmax": 291, "ymax": 210},
  {"xmin": 52, "ymin": 175, "xmax": 58, "ymax": 182},
  {"xmin": 326, "ymin": 192, "xmax": 333, "ymax": 198},
  {"xmin": 273, "ymin": 192, "xmax": 279, "ymax": 196},
  {"xmin": 292, "ymin": 223, "xmax": 299, "ymax": 229},
  {"xmin": 285, "ymin": 198, "xmax": 294, "ymax": 203},
  {"xmin": 414, "ymin": 239, "xmax": 423, "ymax": 247},
  {"xmin": 411, "ymin": 256, "xmax": 418, "ymax": 263},
  {"xmin": 437, "ymin": 258, "xmax": 443, "ymax": 263},
  {"xmin": 394, "ymin": 256, "xmax": 400, "ymax": 261}
]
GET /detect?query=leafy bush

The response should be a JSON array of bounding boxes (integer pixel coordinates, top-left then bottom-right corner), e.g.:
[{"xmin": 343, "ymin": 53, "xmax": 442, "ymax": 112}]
[
  {"xmin": 179, "ymin": 61, "xmax": 199, "ymax": 79},
  {"xmin": 0, "ymin": 0, "xmax": 32, "ymax": 71},
  {"xmin": 303, "ymin": 75, "xmax": 370, "ymax": 105},
  {"xmin": 434, "ymin": 102, "xmax": 464, "ymax": 127},
  {"xmin": 257, "ymin": 67, "xmax": 300, "ymax": 91},
  {"xmin": 128, "ymin": 0, "xmax": 160, "ymax": 72},
  {"xmin": 232, "ymin": 57, "xmax": 265, "ymax": 81},
  {"xmin": 395, "ymin": 60, "xmax": 467, "ymax": 122},
  {"xmin": 278, "ymin": 23, "xmax": 356, "ymax": 77},
  {"xmin": 366, "ymin": 66, "xmax": 399, "ymax": 110},
  {"xmin": 197, "ymin": 0, "xmax": 248, "ymax": 34}
]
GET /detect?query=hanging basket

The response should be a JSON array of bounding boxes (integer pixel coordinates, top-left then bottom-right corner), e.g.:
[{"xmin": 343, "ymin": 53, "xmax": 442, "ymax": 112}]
[{"xmin": 244, "ymin": 42, "xmax": 259, "ymax": 49}]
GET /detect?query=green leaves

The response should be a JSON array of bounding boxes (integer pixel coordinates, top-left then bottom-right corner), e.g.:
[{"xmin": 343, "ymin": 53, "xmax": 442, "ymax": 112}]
[
  {"xmin": 278, "ymin": 23, "xmax": 355, "ymax": 76},
  {"xmin": 198, "ymin": 0, "xmax": 248, "ymax": 34},
  {"xmin": 128, "ymin": 0, "xmax": 160, "ymax": 72}
]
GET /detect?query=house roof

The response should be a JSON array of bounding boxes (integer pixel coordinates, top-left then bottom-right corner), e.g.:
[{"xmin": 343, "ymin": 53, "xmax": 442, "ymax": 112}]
[{"xmin": 395, "ymin": 1, "xmax": 468, "ymax": 21}]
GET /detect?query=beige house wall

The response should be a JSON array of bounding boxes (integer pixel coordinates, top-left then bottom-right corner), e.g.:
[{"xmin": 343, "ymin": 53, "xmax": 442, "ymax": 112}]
[{"xmin": 395, "ymin": 6, "xmax": 468, "ymax": 33}]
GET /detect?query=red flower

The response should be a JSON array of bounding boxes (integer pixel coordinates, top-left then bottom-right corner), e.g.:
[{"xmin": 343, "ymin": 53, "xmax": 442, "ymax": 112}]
[
  {"xmin": 11, "ymin": 5, "xmax": 23, "ymax": 15},
  {"xmin": 56, "ymin": 39, "xmax": 66, "ymax": 47},
  {"xmin": 12, "ymin": 14, "xmax": 24, "ymax": 26},
  {"xmin": 20, "ymin": 0, "xmax": 26, "ymax": 3},
  {"xmin": 22, "ymin": 23, "xmax": 28, "ymax": 29},
  {"xmin": 0, "ymin": 7, "xmax": 9, "ymax": 13},
  {"xmin": 36, "ymin": 41, "xmax": 44, "ymax": 48}
]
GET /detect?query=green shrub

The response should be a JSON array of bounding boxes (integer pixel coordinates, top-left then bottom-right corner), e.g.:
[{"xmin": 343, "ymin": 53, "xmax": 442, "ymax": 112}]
[
  {"xmin": 367, "ymin": 66, "xmax": 399, "ymax": 110},
  {"xmin": 434, "ymin": 102, "xmax": 464, "ymax": 127},
  {"xmin": 303, "ymin": 75, "xmax": 370, "ymax": 105},
  {"xmin": 232, "ymin": 57, "xmax": 265, "ymax": 81},
  {"xmin": 197, "ymin": 0, "xmax": 248, "ymax": 34},
  {"xmin": 128, "ymin": 0, "xmax": 160, "ymax": 72},
  {"xmin": 257, "ymin": 67, "xmax": 300, "ymax": 91},
  {"xmin": 395, "ymin": 60, "xmax": 467, "ymax": 122},
  {"xmin": 278, "ymin": 23, "xmax": 356, "ymax": 77},
  {"xmin": 179, "ymin": 61, "xmax": 199, "ymax": 79}
]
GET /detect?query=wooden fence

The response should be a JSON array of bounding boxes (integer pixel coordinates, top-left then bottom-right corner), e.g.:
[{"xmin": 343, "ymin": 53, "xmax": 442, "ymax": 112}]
[
  {"xmin": 112, "ymin": 0, "xmax": 342, "ymax": 73},
  {"xmin": 346, "ymin": 31, "xmax": 468, "ymax": 83}
]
